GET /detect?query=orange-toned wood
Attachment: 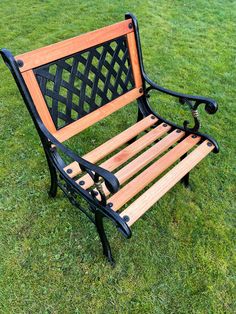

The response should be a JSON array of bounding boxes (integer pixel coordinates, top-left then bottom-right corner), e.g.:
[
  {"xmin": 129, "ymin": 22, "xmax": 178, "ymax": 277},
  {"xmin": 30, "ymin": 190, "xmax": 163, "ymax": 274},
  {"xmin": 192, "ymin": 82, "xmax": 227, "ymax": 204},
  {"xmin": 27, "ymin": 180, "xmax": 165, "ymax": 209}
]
[
  {"xmin": 76, "ymin": 123, "xmax": 171, "ymax": 188},
  {"xmin": 54, "ymin": 87, "xmax": 143, "ymax": 142},
  {"xmin": 22, "ymin": 70, "xmax": 56, "ymax": 133},
  {"xmin": 85, "ymin": 128, "xmax": 184, "ymax": 197},
  {"xmin": 113, "ymin": 129, "xmax": 185, "ymax": 188},
  {"xmin": 63, "ymin": 114, "xmax": 158, "ymax": 175},
  {"xmin": 121, "ymin": 141, "xmax": 214, "ymax": 226},
  {"xmin": 16, "ymin": 20, "xmax": 133, "ymax": 73},
  {"xmin": 126, "ymin": 32, "xmax": 142, "ymax": 88},
  {"xmin": 109, "ymin": 134, "xmax": 201, "ymax": 211}
]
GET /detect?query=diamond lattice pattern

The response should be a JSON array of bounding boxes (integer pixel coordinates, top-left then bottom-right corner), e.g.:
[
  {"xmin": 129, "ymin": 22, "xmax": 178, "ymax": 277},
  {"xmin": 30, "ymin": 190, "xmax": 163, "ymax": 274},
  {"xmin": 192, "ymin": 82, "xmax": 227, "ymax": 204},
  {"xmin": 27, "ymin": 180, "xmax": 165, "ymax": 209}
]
[{"xmin": 34, "ymin": 36, "xmax": 135, "ymax": 129}]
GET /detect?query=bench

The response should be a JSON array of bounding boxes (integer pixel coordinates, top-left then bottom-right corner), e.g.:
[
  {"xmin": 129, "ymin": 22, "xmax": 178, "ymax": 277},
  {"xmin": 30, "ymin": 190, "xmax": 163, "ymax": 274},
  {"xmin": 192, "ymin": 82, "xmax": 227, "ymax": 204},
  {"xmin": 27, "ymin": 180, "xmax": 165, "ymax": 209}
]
[{"xmin": 1, "ymin": 13, "xmax": 219, "ymax": 265}]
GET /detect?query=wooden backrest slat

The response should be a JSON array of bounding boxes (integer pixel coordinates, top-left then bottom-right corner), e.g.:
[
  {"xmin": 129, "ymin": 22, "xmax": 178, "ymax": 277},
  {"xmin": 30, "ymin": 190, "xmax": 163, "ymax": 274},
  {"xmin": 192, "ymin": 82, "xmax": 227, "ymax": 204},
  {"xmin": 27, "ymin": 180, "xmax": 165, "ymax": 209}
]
[
  {"xmin": 16, "ymin": 19, "xmax": 133, "ymax": 73},
  {"xmin": 126, "ymin": 32, "xmax": 142, "ymax": 88},
  {"xmin": 54, "ymin": 87, "xmax": 143, "ymax": 142},
  {"xmin": 22, "ymin": 70, "xmax": 56, "ymax": 133},
  {"xmin": 17, "ymin": 19, "xmax": 143, "ymax": 140}
]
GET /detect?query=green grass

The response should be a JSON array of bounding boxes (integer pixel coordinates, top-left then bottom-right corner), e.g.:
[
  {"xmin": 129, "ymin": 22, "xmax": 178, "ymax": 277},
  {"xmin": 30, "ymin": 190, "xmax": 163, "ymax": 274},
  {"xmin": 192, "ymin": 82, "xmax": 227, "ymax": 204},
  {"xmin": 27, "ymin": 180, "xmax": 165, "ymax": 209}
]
[{"xmin": 0, "ymin": 0, "xmax": 235, "ymax": 313}]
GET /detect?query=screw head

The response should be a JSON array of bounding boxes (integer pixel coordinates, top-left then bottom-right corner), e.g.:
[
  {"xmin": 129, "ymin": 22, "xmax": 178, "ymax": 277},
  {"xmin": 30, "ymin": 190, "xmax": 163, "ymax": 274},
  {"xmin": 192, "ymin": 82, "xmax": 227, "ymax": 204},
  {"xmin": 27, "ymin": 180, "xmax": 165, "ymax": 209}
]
[
  {"xmin": 93, "ymin": 191, "xmax": 99, "ymax": 196},
  {"xmin": 128, "ymin": 22, "xmax": 133, "ymax": 29},
  {"xmin": 207, "ymin": 142, "xmax": 213, "ymax": 147},
  {"xmin": 163, "ymin": 123, "xmax": 168, "ymax": 127},
  {"xmin": 176, "ymin": 129, "xmax": 181, "ymax": 133},
  {"xmin": 79, "ymin": 180, "xmax": 85, "ymax": 186},
  {"xmin": 151, "ymin": 115, "xmax": 156, "ymax": 120},
  {"xmin": 123, "ymin": 215, "xmax": 130, "ymax": 222},
  {"xmin": 17, "ymin": 59, "xmax": 24, "ymax": 68},
  {"xmin": 107, "ymin": 202, "xmax": 113, "ymax": 207},
  {"xmin": 192, "ymin": 135, "xmax": 197, "ymax": 138},
  {"xmin": 66, "ymin": 168, "xmax": 73, "ymax": 174},
  {"xmin": 139, "ymin": 87, "xmax": 143, "ymax": 93}
]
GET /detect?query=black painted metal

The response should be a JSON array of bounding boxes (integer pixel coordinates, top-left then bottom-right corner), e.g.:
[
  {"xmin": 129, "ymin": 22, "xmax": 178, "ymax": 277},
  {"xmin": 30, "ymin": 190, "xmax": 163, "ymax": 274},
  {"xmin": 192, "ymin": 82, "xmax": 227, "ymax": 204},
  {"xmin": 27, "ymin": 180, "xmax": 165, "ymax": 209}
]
[
  {"xmin": 1, "ymin": 13, "xmax": 219, "ymax": 264},
  {"xmin": 0, "ymin": 49, "xmax": 132, "ymax": 264},
  {"xmin": 44, "ymin": 147, "xmax": 58, "ymax": 197},
  {"xmin": 180, "ymin": 153, "xmax": 190, "ymax": 188},
  {"xmin": 95, "ymin": 211, "xmax": 115, "ymax": 266},
  {"xmin": 34, "ymin": 36, "xmax": 135, "ymax": 129},
  {"xmin": 125, "ymin": 12, "xmax": 219, "ymax": 153}
]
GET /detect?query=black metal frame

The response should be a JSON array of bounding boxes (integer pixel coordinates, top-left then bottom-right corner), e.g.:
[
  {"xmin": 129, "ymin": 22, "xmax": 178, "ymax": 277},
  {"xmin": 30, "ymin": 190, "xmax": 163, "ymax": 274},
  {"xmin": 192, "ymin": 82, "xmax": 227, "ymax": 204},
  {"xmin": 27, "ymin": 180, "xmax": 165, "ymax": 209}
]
[
  {"xmin": 33, "ymin": 36, "xmax": 135, "ymax": 129},
  {"xmin": 0, "ymin": 13, "xmax": 219, "ymax": 265},
  {"xmin": 125, "ymin": 13, "xmax": 219, "ymax": 153}
]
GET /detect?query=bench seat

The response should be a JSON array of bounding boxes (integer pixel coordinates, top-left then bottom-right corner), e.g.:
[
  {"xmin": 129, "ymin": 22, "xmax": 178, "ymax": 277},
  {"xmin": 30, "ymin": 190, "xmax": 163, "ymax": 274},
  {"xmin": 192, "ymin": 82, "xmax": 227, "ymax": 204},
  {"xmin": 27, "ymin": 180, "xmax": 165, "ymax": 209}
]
[{"xmin": 63, "ymin": 116, "xmax": 214, "ymax": 226}]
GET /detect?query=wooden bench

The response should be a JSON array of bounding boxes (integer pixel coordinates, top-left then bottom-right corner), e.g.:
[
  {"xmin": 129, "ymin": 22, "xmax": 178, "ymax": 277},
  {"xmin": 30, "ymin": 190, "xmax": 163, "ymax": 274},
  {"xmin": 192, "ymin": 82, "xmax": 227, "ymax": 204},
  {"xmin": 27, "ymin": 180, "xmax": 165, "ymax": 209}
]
[{"xmin": 1, "ymin": 13, "xmax": 219, "ymax": 265}]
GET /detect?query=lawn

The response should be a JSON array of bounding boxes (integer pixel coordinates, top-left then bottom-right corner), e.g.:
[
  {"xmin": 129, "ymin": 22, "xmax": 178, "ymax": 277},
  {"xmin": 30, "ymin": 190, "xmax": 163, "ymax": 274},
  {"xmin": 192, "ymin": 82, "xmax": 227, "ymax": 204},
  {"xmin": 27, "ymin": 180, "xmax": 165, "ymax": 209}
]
[{"xmin": 0, "ymin": 0, "xmax": 235, "ymax": 313}]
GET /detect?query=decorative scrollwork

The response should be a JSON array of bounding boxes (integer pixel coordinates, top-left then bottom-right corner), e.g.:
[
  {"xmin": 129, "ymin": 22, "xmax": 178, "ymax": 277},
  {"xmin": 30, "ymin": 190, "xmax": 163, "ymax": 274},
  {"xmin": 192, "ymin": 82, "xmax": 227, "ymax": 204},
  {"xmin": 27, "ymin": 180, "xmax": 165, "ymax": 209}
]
[
  {"xmin": 57, "ymin": 178, "xmax": 95, "ymax": 223},
  {"xmin": 144, "ymin": 77, "xmax": 218, "ymax": 134},
  {"xmin": 179, "ymin": 98, "xmax": 201, "ymax": 132},
  {"xmin": 179, "ymin": 97, "xmax": 218, "ymax": 132},
  {"xmin": 93, "ymin": 178, "xmax": 107, "ymax": 206}
]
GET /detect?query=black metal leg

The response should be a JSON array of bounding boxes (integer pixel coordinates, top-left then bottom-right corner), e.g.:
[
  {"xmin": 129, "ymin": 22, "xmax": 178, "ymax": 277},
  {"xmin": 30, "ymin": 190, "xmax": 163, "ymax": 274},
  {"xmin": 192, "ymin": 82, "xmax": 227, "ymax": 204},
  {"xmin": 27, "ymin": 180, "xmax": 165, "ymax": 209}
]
[
  {"xmin": 127, "ymin": 108, "xmax": 144, "ymax": 145},
  {"xmin": 180, "ymin": 153, "xmax": 190, "ymax": 188},
  {"xmin": 45, "ymin": 152, "xmax": 58, "ymax": 197},
  {"xmin": 181, "ymin": 172, "xmax": 190, "ymax": 188},
  {"xmin": 95, "ymin": 211, "xmax": 115, "ymax": 266}
]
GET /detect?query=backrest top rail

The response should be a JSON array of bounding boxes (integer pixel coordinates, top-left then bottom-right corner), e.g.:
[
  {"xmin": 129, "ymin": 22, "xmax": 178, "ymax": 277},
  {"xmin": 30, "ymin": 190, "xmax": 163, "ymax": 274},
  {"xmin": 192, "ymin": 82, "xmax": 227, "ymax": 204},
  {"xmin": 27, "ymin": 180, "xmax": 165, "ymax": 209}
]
[{"xmin": 16, "ymin": 19, "xmax": 133, "ymax": 73}]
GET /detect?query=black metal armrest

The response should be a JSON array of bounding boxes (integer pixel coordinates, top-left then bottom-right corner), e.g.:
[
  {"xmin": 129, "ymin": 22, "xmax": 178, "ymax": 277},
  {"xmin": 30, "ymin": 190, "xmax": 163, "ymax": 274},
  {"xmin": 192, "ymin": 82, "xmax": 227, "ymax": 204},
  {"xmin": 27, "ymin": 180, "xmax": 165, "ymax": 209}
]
[
  {"xmin": 145, "ymin": 76, "xmax": 218, "ymax": 113},
  {"xmin": 144, "ymin": 75, "xmax": 218, "ymax": 132},
  {"xmin": 47, "ymin": 134, "xmax": 120, "ymax": 196}
]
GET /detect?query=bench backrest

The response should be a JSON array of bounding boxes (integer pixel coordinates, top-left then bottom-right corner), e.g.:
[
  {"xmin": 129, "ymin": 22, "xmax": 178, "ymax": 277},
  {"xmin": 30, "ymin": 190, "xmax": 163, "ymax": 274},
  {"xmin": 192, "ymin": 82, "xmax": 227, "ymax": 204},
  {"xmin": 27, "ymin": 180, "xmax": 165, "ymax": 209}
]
[{"xmin": 16, "ymin": 19, "xmax": 143, "ymax": 142}]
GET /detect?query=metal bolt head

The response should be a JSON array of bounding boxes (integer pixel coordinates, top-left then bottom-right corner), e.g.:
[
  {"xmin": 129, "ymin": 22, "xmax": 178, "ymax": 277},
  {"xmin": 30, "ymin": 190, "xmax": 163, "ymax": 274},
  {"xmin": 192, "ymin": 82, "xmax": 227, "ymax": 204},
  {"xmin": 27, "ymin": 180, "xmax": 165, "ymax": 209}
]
[
  {"xmin": 176, "ymin": 129, "xmax": 181, "ymax": 133},
  {"xmin": 207, "ymin": 142, "xmax": 213, "ymax": 147},
  {"xmin": 139, "ymin": 87, "xmax": 143, "ymax": 93},
  {"xmin": 192, "ymin": 135, "xmax": 197, "ymax": 138},
  {"xmin": 17, "ymin": 59, "xmax": 24, "ymax": 68},
  {"xmin": 163, "ymin": 123, "xmax": 168, "ymax": 127},
  {"xmin": 128, "ymin": 22, "xmax": 133, "ymax": 29},
  {"xmin": 66, "ymin": 168, "xmax": 73, "ymax": 174},
  {"xmin": 123, "ymin": 215, "xmax": 130, "ymax": 222},
  {"xmin": 107, "ymin": 202, "xmax": 113, "ymax": 207},
  {"xmin": 151, "ymin": 115, "xmax": 156, "ymax": 120},
  {"xmin": 79, "ymin": 180, "xmax": 85, "ymax": 186}
]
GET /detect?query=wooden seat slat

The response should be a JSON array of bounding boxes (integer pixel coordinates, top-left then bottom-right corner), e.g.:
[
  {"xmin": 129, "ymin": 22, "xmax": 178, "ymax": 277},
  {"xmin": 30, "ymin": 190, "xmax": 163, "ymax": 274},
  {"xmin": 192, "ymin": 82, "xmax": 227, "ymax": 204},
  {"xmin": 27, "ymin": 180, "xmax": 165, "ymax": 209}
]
[
  {"xmin": 76, "ymin": 122, "xmax": 171, "ymax": 189},
  {"xmin": 109, "ymin": 129, "xmax": 185, "ymax": 193},
  {"xmin": 109, "ymin": 134, "xmax": 201, "ymax": 211},
  {"xmin": 120, "ymin": 141, "xmax": 214, "ymax": 226},
  {"xmin": 63, "ymin": 114, "xmax": 158, "ymax": 176},
  {"xmin": 87, "ymin": 128, "xmax": 185, "ymax": 197}
]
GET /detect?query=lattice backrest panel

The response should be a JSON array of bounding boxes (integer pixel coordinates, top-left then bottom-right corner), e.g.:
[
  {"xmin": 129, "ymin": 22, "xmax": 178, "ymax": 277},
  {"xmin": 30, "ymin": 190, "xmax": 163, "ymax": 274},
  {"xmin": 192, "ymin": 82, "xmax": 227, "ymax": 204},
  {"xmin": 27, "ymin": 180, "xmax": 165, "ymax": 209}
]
[
  {"xmin": 16, "ymin": 19, "xmax": 143, "ymax": 139},
  {"xmin": 33, "ymin": 36, "xmax": 135, "ymax": 129}
]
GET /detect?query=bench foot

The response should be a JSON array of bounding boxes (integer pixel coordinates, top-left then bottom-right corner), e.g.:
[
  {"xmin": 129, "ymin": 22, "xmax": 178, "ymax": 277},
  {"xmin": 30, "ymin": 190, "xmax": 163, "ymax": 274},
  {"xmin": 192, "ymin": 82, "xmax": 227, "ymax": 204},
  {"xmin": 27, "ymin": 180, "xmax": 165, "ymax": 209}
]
[{"xmin": 95, "ymin": 211, "xmax": 115, "ymax": 266}]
